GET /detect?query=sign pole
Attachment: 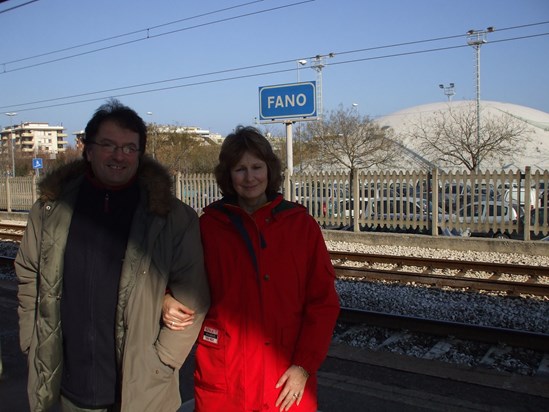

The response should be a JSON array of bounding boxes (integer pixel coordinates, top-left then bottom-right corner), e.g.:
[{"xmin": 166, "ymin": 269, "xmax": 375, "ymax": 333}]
[
  {"xmin": 285, "ymin": 121, "xmax": 294, "ymax": 176},
  {"xmin": 284, "ymin": 121, "xmax": 293, "ymax": 200}
]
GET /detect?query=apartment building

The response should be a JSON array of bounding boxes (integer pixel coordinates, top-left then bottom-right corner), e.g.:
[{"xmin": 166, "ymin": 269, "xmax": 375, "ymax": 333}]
[{"xmin": 1, "ymin": 122, "xmax": 68, "ymax": 158}]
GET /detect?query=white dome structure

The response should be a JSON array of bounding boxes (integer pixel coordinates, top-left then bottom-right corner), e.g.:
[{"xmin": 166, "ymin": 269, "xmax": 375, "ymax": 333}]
[{"xmin": 376, "ymin": 101, "xmax": 549, "ymax": 171}]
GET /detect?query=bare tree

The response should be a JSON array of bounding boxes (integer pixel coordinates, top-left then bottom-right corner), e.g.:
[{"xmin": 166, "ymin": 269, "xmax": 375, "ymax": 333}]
[
  {"xmin": 258, "ymin": 124, "xmax": 321, "ymax": 173},
  {"xmin": 187, "ymin": 144, "xmax": 220, "ymax": 173},
  {"xmin": 407, "ymin": 101, "xmax": 531, "ymax": 171},
  {"xmin": 47, "ymin": 147, "xmax": 83, "ymax": 174},
  {"xmin": 305, "ymin": 105, "xmax": 400, "ymax": 173},
  {"xmin": 148, "ymin": 124, "xmax": 201, "ymax": 173}
]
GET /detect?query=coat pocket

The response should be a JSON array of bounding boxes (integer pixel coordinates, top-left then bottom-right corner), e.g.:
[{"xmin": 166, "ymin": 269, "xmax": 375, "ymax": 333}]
[{"xmin": 194, "ymin": 320, "xmax": 228, "ymax": 392}]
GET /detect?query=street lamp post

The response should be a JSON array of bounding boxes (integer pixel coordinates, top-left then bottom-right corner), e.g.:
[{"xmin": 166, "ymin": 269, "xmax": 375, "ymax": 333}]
[
  {"xmin": 466, "ymin": 26, "xmax": 494, "ymax": 171},
  {"xmin": 4, "ymin": 112, "xmax": 17, "ymax": 177},
  {"xmin": 293, "ymin": 60, "xmax": 308, "ymax": 174},
  {"xmin": 296, "ymin": 59, "xmax": 307, "ymax": 82},
  {"xmin": 146, "ymin": 111, "xmax": 156, "ymax": 159}
]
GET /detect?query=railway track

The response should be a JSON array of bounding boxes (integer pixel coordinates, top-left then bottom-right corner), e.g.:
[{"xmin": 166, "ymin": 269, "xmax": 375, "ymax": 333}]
[
  {"xmin": 334, "ymin": 308, "xmax": 549, "ymax": 386},
  {"xmin": 2, "ymin": 253, "xmax": 545, "ymax": 353},
  {"xmin": 331, "ymin": 250, "xmax": 549, "ymax": 296},
  {"xmin": 1, "ymin": 222, "xmax": 547, "ymax": 295},
  {"xmin": 339, "ymin": 307, "xmax": 549, "ymax": 352},
  {"xmin": 0, "ymin": 222, "xmax": 26, "ymax": 242}
]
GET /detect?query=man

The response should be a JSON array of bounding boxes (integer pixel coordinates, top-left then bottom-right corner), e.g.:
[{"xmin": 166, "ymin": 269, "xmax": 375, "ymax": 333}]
[{"xmin": 15, "ymin": 99, "xmax": 210, "ymax": 412}]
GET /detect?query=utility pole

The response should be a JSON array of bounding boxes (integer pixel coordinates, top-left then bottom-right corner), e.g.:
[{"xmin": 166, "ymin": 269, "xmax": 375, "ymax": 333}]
[
  {"xmin": 310, "ymin": 53, "xmax": 334, "ymax": 120},
  {"xmin": 4, "ymin": 112, "xmax": 17, "ymax": 177}
]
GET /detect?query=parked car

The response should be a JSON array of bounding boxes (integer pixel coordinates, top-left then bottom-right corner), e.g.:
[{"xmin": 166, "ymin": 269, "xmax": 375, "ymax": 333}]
[
  {"xmin": 472, "ymin": 183, "xmax": 495, "ymax": 201},
  {"xmin": 295, "ymin": 183, "xmax": 347, "ymax": 217},
  {"xmin": 521, "ymin": 207, "xmax": 549, "ymax": 240},
  {"xmin": 457, "ymin": 200, "xmax": 518, "ymax": 238},
  {"xmin": 503, "ymin": 187, "xmax": 539, "ymax": 210},
  {"xmin": 442, "ymin": 183, "xmax": 471, "ymax": 211},
  {"xmin": 359, "ymin": 197, "xmax": 453, "ymax": 233}
]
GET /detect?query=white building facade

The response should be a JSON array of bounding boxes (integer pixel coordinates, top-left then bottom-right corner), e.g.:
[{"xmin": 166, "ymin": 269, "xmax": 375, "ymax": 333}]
[{"xmin": 1, "ymin": 122, "xmax": 68, "ymax": 158}]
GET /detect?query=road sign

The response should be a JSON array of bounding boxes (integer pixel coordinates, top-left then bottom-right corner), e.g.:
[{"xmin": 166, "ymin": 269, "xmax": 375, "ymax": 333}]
[
  {"xmin": 259, "ymin": 81, "xmax": 316, "ymax": 121},
  {"xmin": 32, "ymin": 158, "xmax": 43, "ymax": 169}
]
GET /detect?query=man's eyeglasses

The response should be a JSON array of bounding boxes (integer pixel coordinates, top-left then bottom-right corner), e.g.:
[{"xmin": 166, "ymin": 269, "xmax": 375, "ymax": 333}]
[{"xmin": 90, "ymin": 142, "xmax": 140, "ymax": 155}]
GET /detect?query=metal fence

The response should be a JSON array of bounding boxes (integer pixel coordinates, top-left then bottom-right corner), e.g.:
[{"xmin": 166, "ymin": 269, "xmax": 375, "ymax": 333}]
[{"xmin": 2, "ymin": 168, "xmax": 548, "ymax": 240}]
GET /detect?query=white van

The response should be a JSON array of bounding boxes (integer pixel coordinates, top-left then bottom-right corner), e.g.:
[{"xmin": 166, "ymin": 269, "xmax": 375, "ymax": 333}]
[{"xmin": 503, "ymin": 187, "xmax": 539, "ymax": 210}]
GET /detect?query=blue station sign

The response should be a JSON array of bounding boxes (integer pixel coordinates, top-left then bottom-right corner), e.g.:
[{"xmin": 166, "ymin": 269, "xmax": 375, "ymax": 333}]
[{"xmin": 259, "ymin": 81, "xmax": 316, "ymax": 121}]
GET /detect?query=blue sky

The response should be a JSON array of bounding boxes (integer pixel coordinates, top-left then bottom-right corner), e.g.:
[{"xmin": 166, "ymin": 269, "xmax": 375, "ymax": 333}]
[{"xmin": 1, "ymin": 0, "xmax": 548, "ymax": 145}]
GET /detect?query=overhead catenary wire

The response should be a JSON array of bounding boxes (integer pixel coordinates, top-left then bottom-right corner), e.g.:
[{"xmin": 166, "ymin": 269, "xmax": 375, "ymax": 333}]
[
  {"xmin": 0, "ymin": 0, "xmax": 314, "ymax": 72},
  {"xmin": 0, "ymin": 0, "xmax": 40, "ymax": 15},
  {"xmin": 2, "ymin": 29, "xmax": 548, "ymax": 114},
  {"xmin": 0, "ymin": 0, "xmax": 271, "ymax": 65}
]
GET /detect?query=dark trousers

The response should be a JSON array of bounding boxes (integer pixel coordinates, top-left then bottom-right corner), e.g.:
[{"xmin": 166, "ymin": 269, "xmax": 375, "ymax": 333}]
[{"xmin": 60, "ymin": 396, "xmax": 121, "ymax": 412}]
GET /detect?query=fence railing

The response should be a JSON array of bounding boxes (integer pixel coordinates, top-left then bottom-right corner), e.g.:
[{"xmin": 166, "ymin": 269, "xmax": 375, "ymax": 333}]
[
  {"xmin": 286, "ymin": 167, "xmax": 548, "ymax": 241},
  {"xmin": 2, "ymin": 168, "xmax": 548, "ymax": 241},
  {"xmin": 0, "ymin": 176, "xmax": 38, "ymax": 213}
]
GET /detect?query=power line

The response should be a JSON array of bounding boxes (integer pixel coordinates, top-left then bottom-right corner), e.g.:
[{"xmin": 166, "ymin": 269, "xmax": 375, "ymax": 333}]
[
  {"xmin": 0, "ymin": 0, "xmax": 39, "ymax": 14},
  {"xmin": 1, "ymin": 0, "xmax": 270, "ymax": 65},
  {"xmin": 3, "ymin": 14, "xmax": 546, "ymax": 72},
  {"xmin": 330, "ymin": 32, "xmax": 549, "ymax": 68},
  {"xmin": 3, "ymin": 31, "xmax": 548, "ymax": 114},
  {"xmin": 1, "ymin": 0, "xmax": 314, "ymax": 73}
]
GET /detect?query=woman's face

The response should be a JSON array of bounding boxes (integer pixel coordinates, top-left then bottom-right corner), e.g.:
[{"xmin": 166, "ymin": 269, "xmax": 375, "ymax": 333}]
[{"xmin": 230, "ymin": 151, "xmax": 268, "ymax": 208}]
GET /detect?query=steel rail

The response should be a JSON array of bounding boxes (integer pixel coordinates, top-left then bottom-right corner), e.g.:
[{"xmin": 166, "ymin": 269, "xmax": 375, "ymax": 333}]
[
  {"xmin": 339, "ymin": 307, "xmax": 549, "ymax": 352},
  {"xmin": 334, "ymin": 265, "xmax": 549, "ymax": 296},
  {"xmin": 0, "ymin": 222, "xmax": 26, "ymax": 242},
  {"xmin": 330, "ymin": 250, "xmax": 548, "ymax": 278},
  {"xmin": 0, "ymin": 223, "xmax": 26, "ymax": 231},
  {"xmin": 0, "ymin": 255, "xmax": 15, "ymax": 265}
]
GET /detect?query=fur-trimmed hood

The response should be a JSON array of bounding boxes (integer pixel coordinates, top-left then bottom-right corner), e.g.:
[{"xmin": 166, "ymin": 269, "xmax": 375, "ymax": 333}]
[{"xmin": 38, "ymin": 155, "xmax": 174, "ymax": 216}]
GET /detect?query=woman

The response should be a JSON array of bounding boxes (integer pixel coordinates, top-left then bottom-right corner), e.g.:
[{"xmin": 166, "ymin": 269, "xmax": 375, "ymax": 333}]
[{"xmin": 164, "ymin": 126, "xmax": 340, "ymax": 411}]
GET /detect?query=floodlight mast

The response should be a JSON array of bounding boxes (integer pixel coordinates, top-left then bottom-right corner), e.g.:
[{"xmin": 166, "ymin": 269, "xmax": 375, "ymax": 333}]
[
  {"xmin": 466, "ymin": 27, "xmax": 494, "ymax": 172},
  {"xmin": 438, "ymin": 83, "xmax": 455, "ymax": 101}
]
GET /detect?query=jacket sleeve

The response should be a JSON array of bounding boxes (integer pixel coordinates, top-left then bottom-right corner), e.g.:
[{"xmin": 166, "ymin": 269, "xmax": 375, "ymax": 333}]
[
  {"xmin": 14, "ymin": 202, "xmax": 43, "ymax": 354},
  {"xmin": 292, "ymin": 216, "xmax": 340, "ymax": 375},
  {"xmin": 155, "ymin": 204, "xmax": 210, "ymax": 369}
]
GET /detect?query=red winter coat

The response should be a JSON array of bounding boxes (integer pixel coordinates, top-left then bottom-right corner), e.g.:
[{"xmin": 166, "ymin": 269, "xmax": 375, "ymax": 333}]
[{"xmin": 194, "ymin": 195, "xmax": 340, "ymax": 412}]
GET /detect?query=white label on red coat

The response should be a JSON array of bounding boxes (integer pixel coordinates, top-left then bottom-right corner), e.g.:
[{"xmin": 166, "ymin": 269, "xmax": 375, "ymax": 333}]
[{"xmin": 203, "ymin": 326, "xmax": 219, "ymax": 344}]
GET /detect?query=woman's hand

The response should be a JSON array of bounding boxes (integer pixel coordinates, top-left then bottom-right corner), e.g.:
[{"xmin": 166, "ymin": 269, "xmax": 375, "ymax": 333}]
[
  {"xmin": 162, "ymin": 293, "xmax": 195, "ymax": 331},
  {"xmin": 274, "ymin": 365, "xmax": 309, "ymax": 411}
]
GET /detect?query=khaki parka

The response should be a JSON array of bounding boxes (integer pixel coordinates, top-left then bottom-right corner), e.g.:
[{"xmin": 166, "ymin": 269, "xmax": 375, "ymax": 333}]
[{"xmin": 15, "ymin": 157, "xmax": 210, "ymax": 412}]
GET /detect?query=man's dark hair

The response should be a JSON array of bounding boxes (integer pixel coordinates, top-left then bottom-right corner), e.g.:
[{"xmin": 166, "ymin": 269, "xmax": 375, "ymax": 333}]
[
  {"xmin": 215, "ymin": 125, "xmax": 282, "ymax": 197},
  {"xmin": 83, "ymin": 98, "xmax": 147, "ymax": 160}
]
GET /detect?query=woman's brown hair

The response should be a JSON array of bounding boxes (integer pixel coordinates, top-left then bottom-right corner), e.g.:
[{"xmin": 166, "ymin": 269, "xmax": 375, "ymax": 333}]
[{"xmin": 215, "ymin": 125, "xmax": 282, "ymax": 197}]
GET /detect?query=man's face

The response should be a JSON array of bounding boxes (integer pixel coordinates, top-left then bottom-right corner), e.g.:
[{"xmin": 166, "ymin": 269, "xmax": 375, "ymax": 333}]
[{"xmin": 86, "ymin": 120, "xmax": 140, "ymax": 187}]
